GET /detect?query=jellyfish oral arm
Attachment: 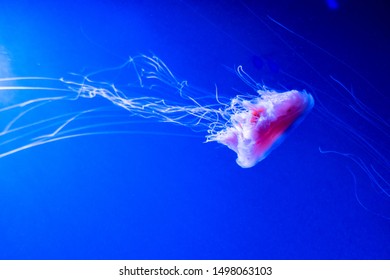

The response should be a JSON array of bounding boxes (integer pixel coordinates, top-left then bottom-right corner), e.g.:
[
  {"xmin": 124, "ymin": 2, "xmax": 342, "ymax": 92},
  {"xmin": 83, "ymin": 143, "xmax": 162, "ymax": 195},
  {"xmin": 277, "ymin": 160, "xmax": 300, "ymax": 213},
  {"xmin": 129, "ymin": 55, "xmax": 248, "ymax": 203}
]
[{"xmin": 207, "ymin": 89, "xmax": 314, "ymax": 168}]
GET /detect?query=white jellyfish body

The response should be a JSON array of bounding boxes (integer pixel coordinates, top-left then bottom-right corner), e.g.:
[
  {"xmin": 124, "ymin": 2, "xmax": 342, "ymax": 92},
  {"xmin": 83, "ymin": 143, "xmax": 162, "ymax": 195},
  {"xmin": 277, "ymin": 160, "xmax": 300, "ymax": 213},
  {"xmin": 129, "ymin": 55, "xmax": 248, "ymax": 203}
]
[{"xmin": 0, "ymin": 55, "xmax": 314, "ymax": 168}]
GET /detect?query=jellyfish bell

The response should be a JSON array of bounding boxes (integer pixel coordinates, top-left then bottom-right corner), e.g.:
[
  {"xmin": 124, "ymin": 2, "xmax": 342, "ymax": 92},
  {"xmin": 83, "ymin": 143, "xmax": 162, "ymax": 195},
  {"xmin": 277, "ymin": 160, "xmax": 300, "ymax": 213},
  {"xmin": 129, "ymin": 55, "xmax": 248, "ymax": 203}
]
[{"xmin": 207, "ymin": 87, "xmax": 314, "ymax": 168}]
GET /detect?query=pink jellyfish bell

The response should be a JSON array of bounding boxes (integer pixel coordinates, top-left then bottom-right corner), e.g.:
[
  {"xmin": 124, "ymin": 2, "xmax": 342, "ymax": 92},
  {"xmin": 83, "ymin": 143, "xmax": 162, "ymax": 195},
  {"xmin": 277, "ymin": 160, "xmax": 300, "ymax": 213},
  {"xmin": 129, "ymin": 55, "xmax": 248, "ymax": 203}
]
[{"xmin": 208, "ymin": 88, "xmax": 314, "ymax": 168}]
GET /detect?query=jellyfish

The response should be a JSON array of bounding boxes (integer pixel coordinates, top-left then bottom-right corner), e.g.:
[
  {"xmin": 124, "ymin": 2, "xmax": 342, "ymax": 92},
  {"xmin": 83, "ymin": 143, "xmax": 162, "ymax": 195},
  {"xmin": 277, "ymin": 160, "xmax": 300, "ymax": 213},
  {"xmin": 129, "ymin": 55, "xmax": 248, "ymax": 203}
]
[{"xmin": 0, "ymin": 55, "xmax": 314, "ymax": 168}]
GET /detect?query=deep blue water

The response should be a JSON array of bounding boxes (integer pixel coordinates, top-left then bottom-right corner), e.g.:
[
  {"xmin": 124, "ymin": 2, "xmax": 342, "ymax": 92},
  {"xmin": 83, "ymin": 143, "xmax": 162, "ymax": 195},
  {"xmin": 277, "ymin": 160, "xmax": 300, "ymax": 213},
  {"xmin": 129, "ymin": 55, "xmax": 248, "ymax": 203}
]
[{"xmin": 0, "ymin": 0, "xmax": 389, "ymax": 259}]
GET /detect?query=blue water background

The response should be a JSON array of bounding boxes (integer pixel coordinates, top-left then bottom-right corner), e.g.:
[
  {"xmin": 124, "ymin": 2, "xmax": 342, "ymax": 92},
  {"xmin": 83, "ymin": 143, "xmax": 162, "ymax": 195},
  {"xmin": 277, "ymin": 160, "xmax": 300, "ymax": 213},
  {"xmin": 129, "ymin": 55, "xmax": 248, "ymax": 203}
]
[{"xmin": 0, "ymin": 0, "xmax": 389, "ymax": 259}]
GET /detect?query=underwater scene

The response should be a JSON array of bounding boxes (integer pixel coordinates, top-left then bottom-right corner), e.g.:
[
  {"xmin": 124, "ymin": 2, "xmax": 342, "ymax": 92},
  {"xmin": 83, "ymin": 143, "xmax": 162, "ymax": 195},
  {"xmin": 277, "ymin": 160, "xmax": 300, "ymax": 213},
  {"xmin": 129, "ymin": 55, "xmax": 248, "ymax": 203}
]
[{"xmin": 0, "ymin": 0, "xmax": 389, "ymax": 259}]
